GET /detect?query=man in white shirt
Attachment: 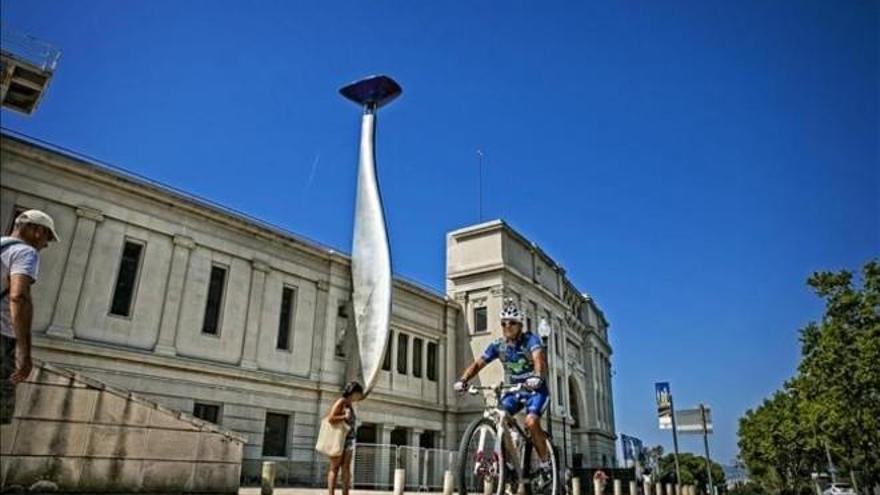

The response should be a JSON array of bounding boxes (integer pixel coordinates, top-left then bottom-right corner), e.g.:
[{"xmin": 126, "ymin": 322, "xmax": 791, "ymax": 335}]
[{"xmin": 1, "ymin": 209, "xmax": 59, "ymax": 424}]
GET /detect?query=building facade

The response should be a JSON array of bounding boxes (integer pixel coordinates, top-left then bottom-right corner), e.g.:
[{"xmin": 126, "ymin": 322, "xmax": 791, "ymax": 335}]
[
  {"xmin": 447, "ymin": 221, "xmax": 617, "ymax": 468},
  {"xmin": 0, "ymin": 132, "xmax": 617, "ymax": 481}
]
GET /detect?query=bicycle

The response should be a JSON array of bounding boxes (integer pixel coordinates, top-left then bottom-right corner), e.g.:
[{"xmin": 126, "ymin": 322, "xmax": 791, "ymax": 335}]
[{"xmin": 457, "ymin": 382, "xmax": 559, "ymax": 495}]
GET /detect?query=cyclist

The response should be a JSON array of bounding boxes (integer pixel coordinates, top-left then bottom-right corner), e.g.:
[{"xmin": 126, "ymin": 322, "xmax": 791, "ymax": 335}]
[{"xmin": 454, "ymin": 298, "xmax": 552, "ymax": 474}]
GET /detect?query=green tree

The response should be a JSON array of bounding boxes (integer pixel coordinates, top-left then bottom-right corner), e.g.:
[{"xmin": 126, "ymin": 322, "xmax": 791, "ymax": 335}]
[
  {"xmin": 658, "ymin": 453, "xmax": 726, "ymax": 493},
  {"xmin": 736, "ymin": 259, "xmax": 880, "ymax": 494},
  {"xmin": 737, "ymin": 389, "xmax": 821, "ymax": 495},
  {"xmin": 795, "ymin": 260, "xmax": 880, "ymax": 491}
]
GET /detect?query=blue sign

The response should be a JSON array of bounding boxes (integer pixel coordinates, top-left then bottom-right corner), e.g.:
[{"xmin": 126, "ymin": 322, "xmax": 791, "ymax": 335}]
[
  {"xmin": 655, "ymin": 382, "xmax": 672, "ymax": 417},
  {"xmin": 621, "ymin": 434, "xmax": 644, "ymax": 461}
]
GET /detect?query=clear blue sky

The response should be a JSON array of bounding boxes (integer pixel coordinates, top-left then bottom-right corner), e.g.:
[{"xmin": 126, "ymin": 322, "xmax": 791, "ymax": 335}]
[{"xmin": 2, "ymin": 1, "xmax": 877, "ymax": 464}]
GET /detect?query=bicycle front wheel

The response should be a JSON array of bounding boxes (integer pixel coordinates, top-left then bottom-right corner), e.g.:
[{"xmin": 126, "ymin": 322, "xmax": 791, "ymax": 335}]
[
  {"xmin": 523, "ymin": 437, "xmax": 559, "ymax": 495},
  {"xmin": 458, "ymin": 417, "xmax": 506, "ymax": 495}
]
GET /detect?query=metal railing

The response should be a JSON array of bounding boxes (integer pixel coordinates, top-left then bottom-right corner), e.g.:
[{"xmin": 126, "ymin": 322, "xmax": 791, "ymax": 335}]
[{"xmin": 241, "ymin": 444, "xmax": 460, "ymax": 489}]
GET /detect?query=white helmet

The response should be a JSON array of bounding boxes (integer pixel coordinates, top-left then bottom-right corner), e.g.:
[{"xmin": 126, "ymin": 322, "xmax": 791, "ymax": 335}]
[{"xmin": 499, "ymin": 298, "xmax": 523, "ymax": 323}]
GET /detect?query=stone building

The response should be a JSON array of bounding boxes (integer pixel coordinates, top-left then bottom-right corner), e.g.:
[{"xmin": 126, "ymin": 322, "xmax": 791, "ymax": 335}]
[{"xmin": 0, "ymin": 131, "xmax": 617, "ymax": 482}]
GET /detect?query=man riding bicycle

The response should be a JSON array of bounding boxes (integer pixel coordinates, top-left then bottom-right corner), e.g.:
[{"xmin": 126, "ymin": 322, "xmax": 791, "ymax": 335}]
[{"xmin": 454, "ymin": 298, "xmax": 553, "ymax": 474}]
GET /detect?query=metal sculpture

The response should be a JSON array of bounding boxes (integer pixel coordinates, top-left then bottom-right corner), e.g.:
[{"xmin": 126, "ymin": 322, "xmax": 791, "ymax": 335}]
[{"xmin": 339, "ymin": 75, "xmax": 402, "ymax": 396}]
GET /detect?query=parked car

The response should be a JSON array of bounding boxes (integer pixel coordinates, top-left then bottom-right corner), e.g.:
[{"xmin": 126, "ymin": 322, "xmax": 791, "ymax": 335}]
[{"xmin": 823, "ymin": 483, "xmax": 855, "ymax": 495}]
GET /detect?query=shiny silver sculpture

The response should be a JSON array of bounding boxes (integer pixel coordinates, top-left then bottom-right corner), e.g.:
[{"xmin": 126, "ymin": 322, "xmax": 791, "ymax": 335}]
[{"xmin": 339, "ymin": 75, "xmax": 402, "ymax": 396}]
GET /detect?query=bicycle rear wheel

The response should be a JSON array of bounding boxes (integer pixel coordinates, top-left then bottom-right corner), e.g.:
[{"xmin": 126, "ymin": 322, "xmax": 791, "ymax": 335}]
[{"xmin": 458, "ymin": 417, "xmax": 506, "ymax": 495}]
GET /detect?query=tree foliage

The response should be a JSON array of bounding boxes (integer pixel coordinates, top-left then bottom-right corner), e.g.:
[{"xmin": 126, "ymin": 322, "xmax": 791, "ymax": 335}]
[
  {"xmin": 737, "ymin": 260, "xmax": 880, "ymax": 494},
  {"xmin": 657, "ymin": 452, "xmax": 726, "ymax": 492}
]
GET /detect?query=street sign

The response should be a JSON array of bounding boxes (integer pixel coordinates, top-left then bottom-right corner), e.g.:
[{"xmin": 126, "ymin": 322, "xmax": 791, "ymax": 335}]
[
  {"xmin": 659, "ymin": 407, "xmax": 713, "ymax": 434},
  {"xmin": 655, "ymin": 382, "xmax": 672, "ymax": 426}
]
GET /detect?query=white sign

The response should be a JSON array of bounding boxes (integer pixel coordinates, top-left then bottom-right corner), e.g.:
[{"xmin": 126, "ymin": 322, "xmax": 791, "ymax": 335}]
[{"xmin": 659, "ymin": 407, "xmax": 713, "ymax": 434}]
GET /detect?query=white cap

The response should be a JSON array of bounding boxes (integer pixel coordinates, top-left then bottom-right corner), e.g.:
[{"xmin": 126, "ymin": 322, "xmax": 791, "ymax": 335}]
[{"xmin": 15, "ymin": 209, "xmax": 60, "ymax": 242}]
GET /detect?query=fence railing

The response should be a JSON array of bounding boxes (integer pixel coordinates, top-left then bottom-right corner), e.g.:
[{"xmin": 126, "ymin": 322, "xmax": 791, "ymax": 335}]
[{"xmin": 241, "ymin": 444, "xmax": 459, "ymax": 489}]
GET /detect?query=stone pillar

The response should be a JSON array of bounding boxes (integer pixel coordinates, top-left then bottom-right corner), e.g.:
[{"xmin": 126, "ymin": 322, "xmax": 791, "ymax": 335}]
[
  {"xmin": 613, "ymin": 479, "xmax": 622, "ymax": 495},
  {"xmin": 655, "ymin": 482, "xmax": 663, "ymax": 495},
  {"xmin": 309, "ymin": 279, "xmax": 330, "ymax": 380},
  {"xmin": 239, "ymin": 258, "xmax": 270, "ymax": 368},
  {"xmin": 644, "ymin": 480, "xmax": 653, "ymax": 495},
  {"xmin": 46, "ymin": 206, "xmax": 104, "ymax": 338},
  {"xmin": 378, "ymin": 424, "xmax": 395, "ymax": 488},
  {"xmin": 153, "ymin": 235, "xmax": 196, "ymax": 355},
  {"xmin": 630, "ymin": 480, "xmax": 638, "ymax": 495}
]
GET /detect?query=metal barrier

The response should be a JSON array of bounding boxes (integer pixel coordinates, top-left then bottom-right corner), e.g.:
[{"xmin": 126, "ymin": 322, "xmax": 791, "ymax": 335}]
[{"xmin": 241, "ymin": 443, "xmax": 459, "ymax": 489}]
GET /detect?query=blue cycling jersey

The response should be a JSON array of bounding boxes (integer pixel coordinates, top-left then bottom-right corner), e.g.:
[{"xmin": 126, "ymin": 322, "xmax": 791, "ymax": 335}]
[{"xmin": 481, "ymin": 331, "xmax": 544, "ymax": 383}]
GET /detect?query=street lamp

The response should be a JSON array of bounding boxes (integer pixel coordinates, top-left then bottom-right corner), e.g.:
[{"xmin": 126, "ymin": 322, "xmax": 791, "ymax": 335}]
[
  {"xmin": 339, "ymin": 74, "xmax": 402, "ymax": 396},
  {"xmin": 538, "ymin": 317, "xmax": 568, "ymax": 470}
]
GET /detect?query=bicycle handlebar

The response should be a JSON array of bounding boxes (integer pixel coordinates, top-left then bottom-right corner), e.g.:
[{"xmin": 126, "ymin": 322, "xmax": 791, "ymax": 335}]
[{"xmin": 467, "ymin": 382, "xmax": 525, "ymax": 396}]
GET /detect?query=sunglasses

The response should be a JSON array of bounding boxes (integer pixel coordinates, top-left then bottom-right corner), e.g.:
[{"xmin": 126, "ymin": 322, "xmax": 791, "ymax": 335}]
[{"xmin": 501, "ymin": 321, "xmax": 521, "ymax": 327}]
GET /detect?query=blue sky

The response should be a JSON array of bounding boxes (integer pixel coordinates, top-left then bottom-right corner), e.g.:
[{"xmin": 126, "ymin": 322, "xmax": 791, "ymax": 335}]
[{"xmin": 2, "ymin": 1, "xmax": 877, "ymax": 464}]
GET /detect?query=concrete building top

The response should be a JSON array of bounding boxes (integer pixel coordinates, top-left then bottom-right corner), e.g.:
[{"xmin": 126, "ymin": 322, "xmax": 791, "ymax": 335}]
[
  {"xmin": 448, "ymin": 218, "xmax": 610, "ymax": 329},
  {"xmin": 0, "ymin": 130, "xmax": 448, "ymax": 304}
]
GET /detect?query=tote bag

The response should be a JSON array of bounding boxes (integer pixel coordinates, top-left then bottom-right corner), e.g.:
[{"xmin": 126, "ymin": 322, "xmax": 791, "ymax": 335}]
[{"xmin": 315, "ymin": 417, "xmax": 351, "ymax": 457}]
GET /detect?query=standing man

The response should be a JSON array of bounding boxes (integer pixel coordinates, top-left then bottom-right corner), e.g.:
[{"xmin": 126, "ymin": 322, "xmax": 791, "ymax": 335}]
[
  {"xmin": 1, "ymin": 209, "xmax": 59, "ymax": 424},
  {"xmin": 454, "ymin": 298, "xmax": 553, "ymax": 475}
]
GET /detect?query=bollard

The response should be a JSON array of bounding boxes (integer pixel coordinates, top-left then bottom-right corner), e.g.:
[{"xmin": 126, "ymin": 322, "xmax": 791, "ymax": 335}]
[
  {"xmin": 261, "ymin": 461, "xmax": 276, "ymax": 495},
  {"xmin": 394, "ymin": 468, "xmax": 406, "ymax": 495},
  {"xmin": 666, "ymin": 483, "xmax": 673, "ymax": 495},
  {"xmin": 443, "ymin": 470, "xmax": 454, "ymax": 495},
  {"xmin": 655, "ymin": 482, "xmax": 663, "ymax": 495},
  {"xmin": 644, "ymin": 481, "xmax": 653, "ymax": 495},
  {"xmin": 675, "ymin": 484, "xmax": 681, "ymax": 495},
  {"xmin": 629, "ymin": 480, "xmax": 638, "ymax": 495},
  {"xmin": 484, "ymin": 479, "xmax": 494, "ymax": 495},
  {"xmin": 614, "ymin": 479, "xmax": 623, "ymax": 495},
  {"xmin": 595, "ymin": 478, "xmax": 604, "ymax": 495},
  {"xmin": 572, "ymin": 477, "xmax": 581, "ymax": 495}
]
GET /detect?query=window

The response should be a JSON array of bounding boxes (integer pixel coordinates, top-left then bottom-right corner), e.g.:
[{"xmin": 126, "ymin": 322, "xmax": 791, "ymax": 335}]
[
  {"xmin": 427, "ymin": 342, "xmax": 438, "ymax": 381},
  {"xmin": 473, "ymin": 307, "xmax": 487, "ymax": 333},
  {"xmin": 412, "ymin": 337, "xmax": 423, "ymax": 378},
  {"xmin": 193, "ymin": 403, "xmax": 220, "ymax": 424},
  {"xmin": 397, "ymin": 333, "xmax": 408, "ymax": 374},
  {"xmin": 109, "ymin": 240, "xmax": 144, "ymax": 317},
  {"xmin": 382, "ymin": 332, "xmax": 393, "ymax": 371},
  {"xmin": 277, "ymin": 286, "xmax": 295, "ymax": 350},
  {"xmin": 419, "ymin": 430, "xmax": 436, "ymax": 449},
  {"xmin": 202, "ymin": 265, "xmax": 227, "ymax": 335},
  {"xmin": 335, "ymin": 302, "xmax": 349, "ymax": 357},
  {"xmin": 262, "ymin": 412, "xmax": 289, "ymax": 457},
  {"xmin": 390, "ymin": 427, "xmax": 408, "ymax": 446},
  {"xmin": 357, "ymin": 423, "xmax": 377, "ymax": 443}
]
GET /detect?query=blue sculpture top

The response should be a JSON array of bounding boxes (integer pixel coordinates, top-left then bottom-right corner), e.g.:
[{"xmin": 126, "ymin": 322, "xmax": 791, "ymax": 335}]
[{"xmin": 339, "ymin": 75, "xmax": 402, "ymax": 110}]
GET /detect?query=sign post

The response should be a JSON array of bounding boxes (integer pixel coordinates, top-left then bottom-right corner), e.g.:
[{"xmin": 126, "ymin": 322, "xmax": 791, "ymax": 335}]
[
  {"xmin": 655, "ymin": 382, "xmax": 681, "ymax": 486},
  {"xmin": 700, "ymin": 404, "xmax": 714, "ymax": 495}
]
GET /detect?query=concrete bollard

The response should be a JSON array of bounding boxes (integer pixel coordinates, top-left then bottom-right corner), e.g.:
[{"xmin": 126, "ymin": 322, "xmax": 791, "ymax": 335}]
[
  {"xmin": 595, "ymin": 478, "xmax": 604, "ymax": 495},
  {"xmin": 572, "ymin": 477, "xmax": 581, "ymax": 495},
  {"xmin": 675, "ymin": 484, "xmax": 681, "ymax": 495},
  {"xmin": 656, "ymin": 482, "xmax": 663, "ymax": 495},
  {"xmin": 614, "ymin": 479, "xmax": 623, "ymax": 495},
  {"xmin": 630, "ymin": 481, "xmax": 638, "ymax": 495},
  {"xmin": 394, "ymin": 468, "xmax": 406, "ymax": 495},
  {"xmin": 666, "ymin": 483, "xmax": 673, "ymax": 495},
  {"xmin": 644, "ymin": 481, "xmax": 653, "ymax": 495},
  {"xmin": 443, "ymin": 470, "xmax": 454, "ymax": 495},
  {"xmin": 261, "ymin": 461, "xmax": 276, "ymax": 495},
  {"xmin": 484, "ymin": 479, "xmax": 494, "ymax": 495}
]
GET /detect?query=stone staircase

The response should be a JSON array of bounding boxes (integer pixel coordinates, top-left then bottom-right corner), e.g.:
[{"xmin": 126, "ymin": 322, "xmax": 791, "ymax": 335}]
[{"xmin": 0, "ymin": 361, "xmax": 245, "ymax": 493}]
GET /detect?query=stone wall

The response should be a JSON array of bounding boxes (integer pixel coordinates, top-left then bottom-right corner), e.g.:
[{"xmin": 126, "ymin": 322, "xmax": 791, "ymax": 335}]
[{"xmin": 0, "ymin": 362, "xmax": 245, "ymax": 493}]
